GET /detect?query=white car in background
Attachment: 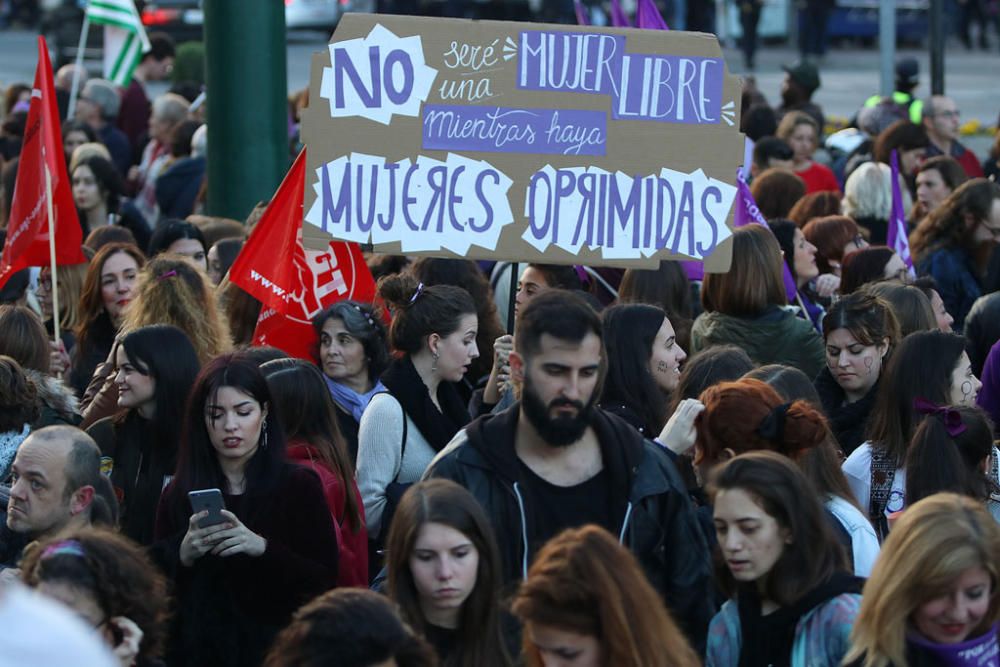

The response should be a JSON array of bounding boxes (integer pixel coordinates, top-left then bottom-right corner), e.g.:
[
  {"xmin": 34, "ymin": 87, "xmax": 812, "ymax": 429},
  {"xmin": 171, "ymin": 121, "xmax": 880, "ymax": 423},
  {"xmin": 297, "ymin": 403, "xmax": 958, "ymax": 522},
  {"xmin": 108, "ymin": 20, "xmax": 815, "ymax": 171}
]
[{"xmin": 286, "ymin": 0, "xmax": 376, "ymax": 30}]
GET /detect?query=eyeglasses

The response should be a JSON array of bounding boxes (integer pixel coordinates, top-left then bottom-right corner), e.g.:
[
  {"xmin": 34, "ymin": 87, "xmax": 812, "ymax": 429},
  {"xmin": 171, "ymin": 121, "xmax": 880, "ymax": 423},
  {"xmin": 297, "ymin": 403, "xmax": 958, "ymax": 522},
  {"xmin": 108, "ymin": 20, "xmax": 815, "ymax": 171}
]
[
  {"xmin": 933, "ymin": 109, "xmax": 960, "ymax": 119},
  {"xmin": 849, "ymin": 234, "xmax": 866, "ymax": 249}
]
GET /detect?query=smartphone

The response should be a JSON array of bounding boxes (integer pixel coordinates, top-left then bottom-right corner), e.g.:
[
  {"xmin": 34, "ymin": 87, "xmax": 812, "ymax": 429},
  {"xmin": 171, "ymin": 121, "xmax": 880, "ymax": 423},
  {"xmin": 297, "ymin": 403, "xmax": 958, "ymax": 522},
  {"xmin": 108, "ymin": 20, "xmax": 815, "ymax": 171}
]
[{"xmin": 188, "ymin": 488, "xmax": 226, "ymax": 529}]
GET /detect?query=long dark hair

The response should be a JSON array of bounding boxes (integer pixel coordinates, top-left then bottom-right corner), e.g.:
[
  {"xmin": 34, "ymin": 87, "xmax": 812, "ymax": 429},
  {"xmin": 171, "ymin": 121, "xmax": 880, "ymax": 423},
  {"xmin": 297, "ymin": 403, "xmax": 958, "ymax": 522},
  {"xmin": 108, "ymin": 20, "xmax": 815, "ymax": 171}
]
[
  {"xmin": 261, "ymin": 358, "xmax": 362, "ymax": 532},
  {"xmin": 116, "ymin": 325, "xmax": 201, "ymax": 450},
  {"xmin": 868, "ymin": 331, "xmax": 968, "ymax": 465},
  {"xmin": 385, "ymin": 479, "xmax": 511, "ymax": 667},
  {"xmin": 600, "ymin": 304, "xmax": 670, "ymax": 434},
  {"xmin": 167, "ymin": 353, "xmax": 287, "ymax": 526},
  {"xmin": 906, "ymin": 405, "xmax": 998, "ymax": 505},
  {"xmin": 710, "ymin": 451, "xmax": 850, "ymax": 606}
]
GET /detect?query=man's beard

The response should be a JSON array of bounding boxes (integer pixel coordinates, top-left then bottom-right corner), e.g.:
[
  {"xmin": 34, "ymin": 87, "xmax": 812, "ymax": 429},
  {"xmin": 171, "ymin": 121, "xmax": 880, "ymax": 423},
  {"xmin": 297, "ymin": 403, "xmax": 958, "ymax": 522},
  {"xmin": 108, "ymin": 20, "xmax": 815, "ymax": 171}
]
[{"xmin": 520, "ymin": 375, "xmax": 596, "ymax": 447}]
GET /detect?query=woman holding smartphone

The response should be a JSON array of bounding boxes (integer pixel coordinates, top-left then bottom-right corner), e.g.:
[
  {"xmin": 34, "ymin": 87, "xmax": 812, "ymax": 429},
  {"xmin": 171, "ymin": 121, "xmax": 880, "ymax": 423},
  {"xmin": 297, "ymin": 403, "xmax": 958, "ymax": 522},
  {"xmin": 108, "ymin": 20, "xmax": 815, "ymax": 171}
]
[{"xmin": 153, "ymin": 353, "xmax": 339, "ymax": 667}]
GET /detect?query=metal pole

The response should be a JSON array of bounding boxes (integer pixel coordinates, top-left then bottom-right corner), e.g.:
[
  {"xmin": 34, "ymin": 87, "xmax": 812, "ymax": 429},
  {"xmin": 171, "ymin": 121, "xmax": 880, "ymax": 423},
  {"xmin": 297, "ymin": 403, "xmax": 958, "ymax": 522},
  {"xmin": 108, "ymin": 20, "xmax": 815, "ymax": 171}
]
[
  {"xmin": 929, "ymin": 0, "xmax": 945, "ymax": 94},
  {"xmin": 204, "ymin": 0, "xmax": 288, "ymax": 221},
  {"xmin": 878, "ymin": 0, "xmax": 895, "ymax": 96},
  {"xmin": 67, "ymin": 12, "xmax": 91, "ymax": 121}
]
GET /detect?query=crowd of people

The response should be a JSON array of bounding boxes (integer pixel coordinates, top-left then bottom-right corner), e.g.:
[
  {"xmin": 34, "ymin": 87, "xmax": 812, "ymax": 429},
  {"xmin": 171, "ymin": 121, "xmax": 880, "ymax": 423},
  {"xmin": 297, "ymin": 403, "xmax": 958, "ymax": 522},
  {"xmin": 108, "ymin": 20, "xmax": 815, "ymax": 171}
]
[{"xmin": 2, "ymin": 18, "xmax": 1000, "ymax": 667}]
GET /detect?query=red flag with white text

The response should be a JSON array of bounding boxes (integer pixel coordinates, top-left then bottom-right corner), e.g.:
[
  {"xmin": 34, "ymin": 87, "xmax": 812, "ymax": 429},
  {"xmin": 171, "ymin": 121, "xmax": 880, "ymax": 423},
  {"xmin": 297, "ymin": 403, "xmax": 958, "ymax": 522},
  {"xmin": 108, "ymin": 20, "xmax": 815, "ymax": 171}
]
[
  {"xmin": 0, "ymin": 36, "xmax": 85, "ymax": 289},
  {"xmin": 229, "ymin": 149, "xmax": 377, "ymax": 359}
]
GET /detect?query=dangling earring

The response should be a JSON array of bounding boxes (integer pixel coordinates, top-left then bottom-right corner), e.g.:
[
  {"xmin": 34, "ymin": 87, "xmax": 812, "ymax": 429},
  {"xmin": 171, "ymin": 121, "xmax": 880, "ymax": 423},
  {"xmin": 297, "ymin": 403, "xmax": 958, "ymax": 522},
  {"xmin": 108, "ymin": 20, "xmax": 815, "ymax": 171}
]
[
  {"xmin": 261, "ymin": 419, "xmax": 269, "ymax": 449},
  {"xmin": 431, "ymin": 351, "xmax": 439, "ymax": 373}
]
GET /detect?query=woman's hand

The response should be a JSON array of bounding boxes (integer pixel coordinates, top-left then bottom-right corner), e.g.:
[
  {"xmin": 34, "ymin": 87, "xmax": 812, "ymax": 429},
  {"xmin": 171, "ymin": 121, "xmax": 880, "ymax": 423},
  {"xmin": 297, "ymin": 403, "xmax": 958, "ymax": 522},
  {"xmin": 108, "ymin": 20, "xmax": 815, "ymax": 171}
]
[
  {"xmin": 208, "ymin": 510, "xmax": 267, "ymax": 558},
  {"xmin": 179, "ymin": 511, "xmax": 234, "ymax": 567},
  {"xmin": 483, "ymin": 334, "xmax": 514, "ymax": 404},
  {"xmin": 814, "ymin": 273, "xmax": 841, "ymax": 298},
  {"xmin": 657, "ymin": 399, "xmax": 706, "ymax": 456},
  {"xmin": 49, "ymin": 340, "xmax": 70, "ymax": 379},
  {"xmin": 105, "ymin": 616, "xmax": 143, "ymax": 667}
]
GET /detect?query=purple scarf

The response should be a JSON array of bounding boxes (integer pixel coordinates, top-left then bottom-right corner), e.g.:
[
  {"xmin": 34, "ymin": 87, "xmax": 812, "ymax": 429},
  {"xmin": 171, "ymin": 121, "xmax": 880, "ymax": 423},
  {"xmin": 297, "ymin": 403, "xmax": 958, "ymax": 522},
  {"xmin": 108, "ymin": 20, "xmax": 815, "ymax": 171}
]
[{"xmin": 909, "ymin": 624, "xmax": 999, "ymax": 667}]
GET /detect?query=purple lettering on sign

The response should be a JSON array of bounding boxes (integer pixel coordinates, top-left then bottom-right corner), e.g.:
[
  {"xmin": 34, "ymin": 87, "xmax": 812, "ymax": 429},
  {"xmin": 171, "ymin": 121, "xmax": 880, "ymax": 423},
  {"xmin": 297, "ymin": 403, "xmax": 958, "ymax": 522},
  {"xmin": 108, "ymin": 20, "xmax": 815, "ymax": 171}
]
[
  {"xmin": 614, "ymin": 54, "xmax": 723, "ymax": 124},
  {"xmin": 515, "ymin": 30, "xmax": 724, "ymax": 125},
  {"xmin": 423, "ymin": 105, "xmax": 607, "ymax": 156},
  {"xmin": 518, "ymin": 31, "xmax": 625, "ymax": 97}
]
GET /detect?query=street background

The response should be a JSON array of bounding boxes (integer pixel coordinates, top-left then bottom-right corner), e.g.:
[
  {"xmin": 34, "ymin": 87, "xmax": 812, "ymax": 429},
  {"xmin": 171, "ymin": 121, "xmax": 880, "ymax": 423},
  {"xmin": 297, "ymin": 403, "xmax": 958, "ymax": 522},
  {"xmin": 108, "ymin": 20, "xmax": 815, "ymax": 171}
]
[{"xmin": 1, "ymin": 24, "xmax": 995, "ymax": 154}]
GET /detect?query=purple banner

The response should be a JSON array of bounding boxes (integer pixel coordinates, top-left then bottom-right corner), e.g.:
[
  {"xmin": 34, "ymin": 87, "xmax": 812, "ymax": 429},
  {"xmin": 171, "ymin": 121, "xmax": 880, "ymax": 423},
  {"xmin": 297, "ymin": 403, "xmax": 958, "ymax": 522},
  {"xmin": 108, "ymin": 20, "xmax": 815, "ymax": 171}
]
[
  {"xmin": 519, "ymin": 31, "xmax": 625, "ymax": 97},
  {"xmin": 423, "ymin": 105, "xmax": 607, "ymax": 156},
  {"xmin": 889, "ymin": 150, "xmax": 916, "ymax": 275}
]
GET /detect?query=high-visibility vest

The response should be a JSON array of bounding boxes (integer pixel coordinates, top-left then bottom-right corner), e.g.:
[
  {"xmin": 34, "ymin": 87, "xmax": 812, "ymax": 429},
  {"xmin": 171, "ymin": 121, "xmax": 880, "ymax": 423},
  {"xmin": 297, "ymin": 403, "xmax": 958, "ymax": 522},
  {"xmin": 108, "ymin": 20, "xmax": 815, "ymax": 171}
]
[{"xmin": 863, "ymin": 91, "xmax": 924, "ymax": 124}]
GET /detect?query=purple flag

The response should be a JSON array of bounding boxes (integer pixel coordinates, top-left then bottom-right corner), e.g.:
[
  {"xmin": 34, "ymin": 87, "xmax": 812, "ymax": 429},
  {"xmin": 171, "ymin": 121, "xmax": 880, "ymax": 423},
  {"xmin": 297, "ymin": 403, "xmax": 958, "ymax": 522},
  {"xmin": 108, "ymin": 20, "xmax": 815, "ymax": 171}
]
[
  {"xmin": 889, "ymin": 150, "xmax": 916, "ymax": 276},
  {"xmin": 610, "ymin": 0, "xmax": 631, "ymax": 27},
  {"xmin": 636, "ymin": 0, "xmax": 670, "ymax": 29},
  {"xmin": 574, "ymin": 0, "xmax": 590, "ymax": 25}
]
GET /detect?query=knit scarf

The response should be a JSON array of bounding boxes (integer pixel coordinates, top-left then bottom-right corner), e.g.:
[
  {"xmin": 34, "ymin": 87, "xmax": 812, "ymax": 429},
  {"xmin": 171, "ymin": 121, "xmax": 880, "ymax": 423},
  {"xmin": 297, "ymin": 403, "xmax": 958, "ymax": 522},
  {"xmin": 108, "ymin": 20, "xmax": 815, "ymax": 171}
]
[
  {"xmin": 380, "ymin": 356, "xmax": 470, "ymax": 452},
  {"xmin": 0, "ymin": 424, "xmax": 30, "ymax": 481},
  {"xmin": 324, "ymin": 375, "xmax": 386, "ymax": 423}
]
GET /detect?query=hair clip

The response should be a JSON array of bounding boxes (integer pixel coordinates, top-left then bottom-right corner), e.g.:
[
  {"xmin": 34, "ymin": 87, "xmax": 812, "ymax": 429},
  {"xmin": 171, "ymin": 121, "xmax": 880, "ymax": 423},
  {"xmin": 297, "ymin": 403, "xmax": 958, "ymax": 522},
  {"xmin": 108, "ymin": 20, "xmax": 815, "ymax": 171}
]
[
  {"xmin": 757, "ymin": 402, "xmax": 792, "ymax": 443},
  {"xmin": 409, "ymin": 282, "xmax": 425, "ymax": 304},
  {"xmin": 350, "ymin": 303, "xmax": 377, "ymax": 329},
  {"xmin": 157, "ymin": 270, "xmax": 178, "ymax": 282},
  {"xmin": 40, "ymin": 539, "xmax": 86, "ymax": 560},
  {"xmin": 914, "ymin": 397, "xmax": 967, "ymax": 437}
]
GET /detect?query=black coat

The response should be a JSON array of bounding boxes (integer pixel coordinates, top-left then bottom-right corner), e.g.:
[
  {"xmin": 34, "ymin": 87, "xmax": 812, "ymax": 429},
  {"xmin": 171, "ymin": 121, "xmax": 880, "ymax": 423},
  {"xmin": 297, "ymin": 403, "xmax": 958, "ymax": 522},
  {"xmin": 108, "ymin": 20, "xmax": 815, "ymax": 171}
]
[
  {"xmin": 152, "ymin": 465, "xmax": 340, "ymax": 667},
  {"xmin": 426, "ymin": 405, "xmax": 715, "ymax": 653},
  {"xmin": 814, "ymin": 367, "xmax": 879, "ymax": 456}
]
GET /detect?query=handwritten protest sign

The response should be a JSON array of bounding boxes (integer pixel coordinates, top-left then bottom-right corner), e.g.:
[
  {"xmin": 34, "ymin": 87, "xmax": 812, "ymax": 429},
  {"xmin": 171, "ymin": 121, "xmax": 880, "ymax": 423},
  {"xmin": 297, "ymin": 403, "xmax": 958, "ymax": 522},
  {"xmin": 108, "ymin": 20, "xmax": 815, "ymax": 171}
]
[{"xmin": 301, "ymin": 14, "xmax": 745, "ymax": 269}]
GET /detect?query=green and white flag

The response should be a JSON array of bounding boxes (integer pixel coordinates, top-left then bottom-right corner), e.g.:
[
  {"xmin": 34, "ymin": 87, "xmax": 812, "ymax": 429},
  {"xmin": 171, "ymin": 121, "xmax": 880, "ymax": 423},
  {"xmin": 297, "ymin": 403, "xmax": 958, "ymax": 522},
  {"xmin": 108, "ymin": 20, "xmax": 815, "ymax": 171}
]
[{"xmin": 85, "ymin": 0, "xmax": 151, "ymax": 87}]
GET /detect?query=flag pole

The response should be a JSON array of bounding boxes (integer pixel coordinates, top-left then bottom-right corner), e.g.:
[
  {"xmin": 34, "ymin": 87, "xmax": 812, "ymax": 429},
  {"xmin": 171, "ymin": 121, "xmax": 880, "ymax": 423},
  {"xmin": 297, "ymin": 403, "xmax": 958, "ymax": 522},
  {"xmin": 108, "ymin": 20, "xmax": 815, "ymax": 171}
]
[
  {"xmin": 43, "ymin": 153, "xmax": 61, "ymax": 345},
  {"xmin": 66, "ymin": 10, "xmax": 91, "ymax": 121}
]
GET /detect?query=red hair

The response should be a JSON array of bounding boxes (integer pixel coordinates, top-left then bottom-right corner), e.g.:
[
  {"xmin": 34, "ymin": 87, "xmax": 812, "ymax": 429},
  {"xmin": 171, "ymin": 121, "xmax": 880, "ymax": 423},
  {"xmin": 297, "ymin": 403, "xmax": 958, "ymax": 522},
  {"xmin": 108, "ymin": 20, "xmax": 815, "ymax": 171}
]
[{"xmin": 695, "ymin": 379, "xmax": 827, "ymax": 465}]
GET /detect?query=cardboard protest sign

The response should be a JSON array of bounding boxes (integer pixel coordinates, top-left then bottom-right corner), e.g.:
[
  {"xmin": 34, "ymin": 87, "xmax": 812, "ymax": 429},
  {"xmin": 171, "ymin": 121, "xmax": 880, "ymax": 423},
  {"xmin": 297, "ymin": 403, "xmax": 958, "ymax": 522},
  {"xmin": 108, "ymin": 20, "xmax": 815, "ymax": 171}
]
[{"xmin": 301, "ymin": 14, "xmax": 745, "ymax": 270}]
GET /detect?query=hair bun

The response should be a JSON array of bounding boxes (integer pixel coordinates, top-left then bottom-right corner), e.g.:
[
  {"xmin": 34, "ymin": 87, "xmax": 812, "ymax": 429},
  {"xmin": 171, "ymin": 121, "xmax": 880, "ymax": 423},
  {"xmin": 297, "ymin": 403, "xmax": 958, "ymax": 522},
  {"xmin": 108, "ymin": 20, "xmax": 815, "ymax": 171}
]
[{"xmin": 376, "ymin": 273, "xmax": 420, "ymax": 309}]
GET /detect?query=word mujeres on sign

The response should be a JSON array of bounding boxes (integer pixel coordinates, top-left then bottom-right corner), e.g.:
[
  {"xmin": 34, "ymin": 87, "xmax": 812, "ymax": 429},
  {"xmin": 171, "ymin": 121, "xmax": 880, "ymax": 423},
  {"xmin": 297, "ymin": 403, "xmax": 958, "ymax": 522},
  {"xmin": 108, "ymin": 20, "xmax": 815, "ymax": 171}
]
[{"xmin": 305, "ymin": 152, "xmax": 734, "ymax": 262}]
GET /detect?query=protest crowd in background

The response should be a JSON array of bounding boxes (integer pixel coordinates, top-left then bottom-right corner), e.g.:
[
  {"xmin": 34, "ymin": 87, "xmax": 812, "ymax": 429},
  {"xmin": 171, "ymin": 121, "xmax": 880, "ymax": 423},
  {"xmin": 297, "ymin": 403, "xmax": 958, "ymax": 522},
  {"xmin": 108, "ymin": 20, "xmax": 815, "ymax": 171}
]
[{"xmin": 3, "ymin": 1, "xmax": 1000, "ymax": 666}]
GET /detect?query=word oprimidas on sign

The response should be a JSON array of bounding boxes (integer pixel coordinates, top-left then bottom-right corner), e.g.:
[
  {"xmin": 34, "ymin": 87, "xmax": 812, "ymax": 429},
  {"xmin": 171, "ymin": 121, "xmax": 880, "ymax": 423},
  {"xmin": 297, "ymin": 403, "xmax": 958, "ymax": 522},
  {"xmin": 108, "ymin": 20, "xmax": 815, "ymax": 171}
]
[{"xmin": 301, "ymin": 14, "xmax": 745, "ymax": 270}]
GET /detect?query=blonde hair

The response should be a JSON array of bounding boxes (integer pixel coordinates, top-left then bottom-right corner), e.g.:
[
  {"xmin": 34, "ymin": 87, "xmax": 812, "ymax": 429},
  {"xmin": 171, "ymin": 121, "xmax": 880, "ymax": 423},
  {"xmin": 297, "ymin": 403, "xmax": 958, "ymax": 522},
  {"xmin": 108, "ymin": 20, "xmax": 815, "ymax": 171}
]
[
  {"xmin": 121, "ymin": 255, "xmax": 231, "ymax": 364},
  {"xmin": 69, "ymin": 142, "xmax": 112, "ymax": 173},
  {"xmin": 845, "ymin": 493, "xmax": 1000, "ymax": 667},
  {"xmin": 843, "ymin": 162, "xmax": 893, "ymax": 221},
  {"xmin": 42, "ymin": 258, "xmax": 90, "ymax": 331}
]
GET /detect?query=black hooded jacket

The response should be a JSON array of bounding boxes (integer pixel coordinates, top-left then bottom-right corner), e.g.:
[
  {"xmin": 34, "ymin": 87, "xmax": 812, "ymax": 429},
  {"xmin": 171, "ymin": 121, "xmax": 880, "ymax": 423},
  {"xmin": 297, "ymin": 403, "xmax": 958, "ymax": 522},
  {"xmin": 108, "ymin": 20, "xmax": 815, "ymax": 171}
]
[{"xmin": 426, "ymin": 405, "xmax": 715, "ymax": 652}]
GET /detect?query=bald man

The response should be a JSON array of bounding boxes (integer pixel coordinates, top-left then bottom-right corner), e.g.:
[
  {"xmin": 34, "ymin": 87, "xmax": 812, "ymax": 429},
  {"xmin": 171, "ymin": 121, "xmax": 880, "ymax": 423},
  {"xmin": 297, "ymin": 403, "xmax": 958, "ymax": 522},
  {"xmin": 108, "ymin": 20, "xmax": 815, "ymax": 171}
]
[{"xmin": 0, "ymin": 427, "xmax": 115, "ymax": 580}]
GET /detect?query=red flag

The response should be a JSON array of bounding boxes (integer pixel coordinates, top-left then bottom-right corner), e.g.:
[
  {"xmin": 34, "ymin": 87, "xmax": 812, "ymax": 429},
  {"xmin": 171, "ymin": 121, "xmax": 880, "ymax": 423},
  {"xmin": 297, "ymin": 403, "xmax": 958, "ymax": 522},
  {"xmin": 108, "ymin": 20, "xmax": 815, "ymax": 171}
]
[
  {"xmin": 230, "ymin": 149, "xmax": 377, "ymax": 360},
  {"xmin": 0, "ymin": 36, "xmax": 85, "ymax": 289}
]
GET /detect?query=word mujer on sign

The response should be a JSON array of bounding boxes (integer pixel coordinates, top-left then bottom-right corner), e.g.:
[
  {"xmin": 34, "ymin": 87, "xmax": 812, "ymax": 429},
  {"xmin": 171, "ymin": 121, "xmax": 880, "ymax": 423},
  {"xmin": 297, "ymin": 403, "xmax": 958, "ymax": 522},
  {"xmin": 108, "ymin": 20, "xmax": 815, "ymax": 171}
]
[{"xmin": 518, "ymin": 30, "xmax": 724, "ymax": 125}]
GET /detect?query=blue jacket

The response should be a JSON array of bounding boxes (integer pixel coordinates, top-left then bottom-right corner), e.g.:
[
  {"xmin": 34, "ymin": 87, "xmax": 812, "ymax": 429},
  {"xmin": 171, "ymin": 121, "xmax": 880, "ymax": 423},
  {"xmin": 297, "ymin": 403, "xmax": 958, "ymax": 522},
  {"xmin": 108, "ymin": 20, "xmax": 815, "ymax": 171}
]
[
  {"xmin": 707, "ymin": 593, "xmax": 861, "ymax": 667},
  {"xmin": 916, "ymin": 246, "xmax": 982, "ymax": 330}
]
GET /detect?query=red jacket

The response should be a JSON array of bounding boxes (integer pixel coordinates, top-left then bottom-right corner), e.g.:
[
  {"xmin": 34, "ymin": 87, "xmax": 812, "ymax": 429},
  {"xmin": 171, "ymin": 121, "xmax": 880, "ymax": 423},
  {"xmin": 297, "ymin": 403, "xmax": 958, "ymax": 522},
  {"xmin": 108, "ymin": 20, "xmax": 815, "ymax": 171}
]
[{"xmin": 287, "ymin": 440, "xmax": 368, "ymax": 587}]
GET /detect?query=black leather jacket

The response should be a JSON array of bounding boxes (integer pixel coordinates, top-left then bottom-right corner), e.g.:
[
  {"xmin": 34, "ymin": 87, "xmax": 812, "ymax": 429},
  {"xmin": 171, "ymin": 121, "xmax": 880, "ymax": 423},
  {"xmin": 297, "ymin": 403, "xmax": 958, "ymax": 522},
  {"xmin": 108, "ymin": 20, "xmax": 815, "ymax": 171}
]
[{"xmin": 426, "ymin": 405, "xmax": 715, "ymax": 652}]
